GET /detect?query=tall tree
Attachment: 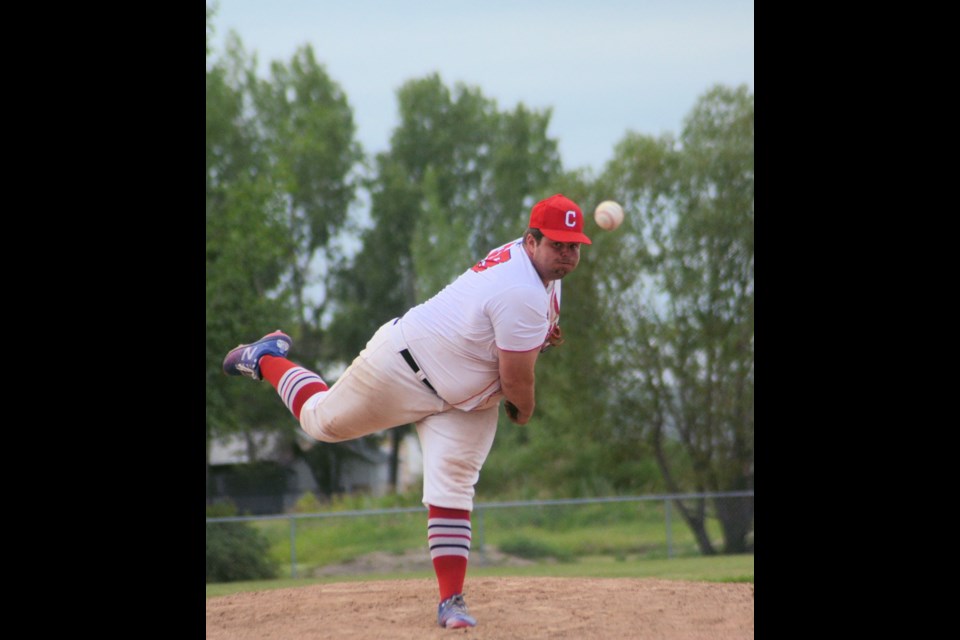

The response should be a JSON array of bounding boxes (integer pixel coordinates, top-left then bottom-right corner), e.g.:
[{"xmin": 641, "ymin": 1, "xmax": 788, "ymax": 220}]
[
  {"xmin": 206, "ymin": 21, "xmax": 296, "ymax": 501},
  {"xmin": 227, "ymin": 44, "xmax": 365, "ymax": 496},
  {"xmin": 249, "ymin": 44, "xmax": 363, "ymax": 369},
  {"xmin": 207, "ymin": 11, "xmax": 365, "ymax": 499},
  {"xmin": 600, "ymin": 84, "xmax": 754, "ymax": 553}
]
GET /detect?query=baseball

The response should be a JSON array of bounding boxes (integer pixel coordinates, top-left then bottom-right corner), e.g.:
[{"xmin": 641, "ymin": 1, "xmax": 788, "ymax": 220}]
[{"xmin": 594, "ymin": 200, "xmax": 624, "ymax": 231}]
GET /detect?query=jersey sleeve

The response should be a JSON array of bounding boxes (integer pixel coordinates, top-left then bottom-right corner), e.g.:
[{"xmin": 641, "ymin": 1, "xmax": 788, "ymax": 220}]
[{"xmin": 486, "ymin": 284, "xmax": 550, "ymax": 352}]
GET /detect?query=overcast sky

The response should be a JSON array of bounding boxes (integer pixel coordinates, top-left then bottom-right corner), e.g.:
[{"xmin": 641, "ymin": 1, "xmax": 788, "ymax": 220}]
[{"xmin": 207, "ymin": 0, "xmax": 753, "ymax": 175}]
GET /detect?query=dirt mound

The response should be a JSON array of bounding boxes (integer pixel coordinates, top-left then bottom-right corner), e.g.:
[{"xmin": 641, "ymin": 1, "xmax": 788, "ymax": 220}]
[{"xmin": 206, "ymin": 576, "xmax": 754, "ymax": 639}]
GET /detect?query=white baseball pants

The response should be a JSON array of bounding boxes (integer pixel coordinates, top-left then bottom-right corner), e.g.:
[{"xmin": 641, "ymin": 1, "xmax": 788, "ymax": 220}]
[{"xmin": 299, "ymin": 319, "xmax": 499, "ymax": 511}]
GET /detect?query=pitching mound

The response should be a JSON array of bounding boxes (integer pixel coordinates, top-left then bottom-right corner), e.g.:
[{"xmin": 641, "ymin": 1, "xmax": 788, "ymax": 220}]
[{"xmin": 206, "ymin": 576, "xmax": 754, "ymax": 639}]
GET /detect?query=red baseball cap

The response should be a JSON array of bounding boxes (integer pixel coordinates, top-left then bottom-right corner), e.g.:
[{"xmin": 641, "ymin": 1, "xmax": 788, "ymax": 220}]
[{"xmin": 528, "ymin": 194, "xmax": 592, "ymax": 244}]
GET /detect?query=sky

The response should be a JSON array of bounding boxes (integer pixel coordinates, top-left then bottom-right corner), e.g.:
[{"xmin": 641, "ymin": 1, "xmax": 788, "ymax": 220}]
[{"xmin": 207, "ymin": 0, "xmax": 753, "ymax": 175}]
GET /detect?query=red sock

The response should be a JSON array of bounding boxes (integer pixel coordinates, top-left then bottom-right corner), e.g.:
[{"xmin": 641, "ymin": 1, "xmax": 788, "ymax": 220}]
[
  {"xmin": 428, "ymin": 505, "xmax": 471, "ymax": 601},
  {"xmin": 260, "ymin": 355, "xmax": 328, "ymax": 420}
]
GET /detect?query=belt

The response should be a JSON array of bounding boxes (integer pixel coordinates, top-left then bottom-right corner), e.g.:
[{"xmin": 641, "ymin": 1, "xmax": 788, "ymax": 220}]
[{"xmin": 400, "ymin": 348, "xmax": 436, "ymax": 392}]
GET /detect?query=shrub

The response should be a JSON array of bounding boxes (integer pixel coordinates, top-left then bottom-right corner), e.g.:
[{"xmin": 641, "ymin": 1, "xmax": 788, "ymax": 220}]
[
  {"xmin": 498, "ymin": 535, "xmax": 574, "ymax": 563},
  {"xmin": 206, "ymin": 502, "xmax": 280, "ymax": 583},
  {"xmin": 292, "ymin": 491, "xmax": 323, "ymax": 513}
]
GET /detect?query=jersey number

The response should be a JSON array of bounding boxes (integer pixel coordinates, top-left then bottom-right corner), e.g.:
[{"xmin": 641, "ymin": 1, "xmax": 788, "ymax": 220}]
[{"xmin": 471, "ymin": 244, "xmax": 513, "ymax": 272}]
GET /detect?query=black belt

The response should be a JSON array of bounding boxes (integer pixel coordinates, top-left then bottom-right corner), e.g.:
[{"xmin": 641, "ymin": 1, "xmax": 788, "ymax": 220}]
[{"xmin": 400, "ymin": 348, "xmax": 436, "ymax": 392}]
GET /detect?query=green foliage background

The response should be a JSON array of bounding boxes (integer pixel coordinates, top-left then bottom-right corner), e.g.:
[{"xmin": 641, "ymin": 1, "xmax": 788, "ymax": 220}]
[
  {"xmin": 206, "ymin": 5, "xmax": 753, "ymax": 557},
  {"xmin": 206, "ymin": 503, "xmax": 280, "ymax": 583}
]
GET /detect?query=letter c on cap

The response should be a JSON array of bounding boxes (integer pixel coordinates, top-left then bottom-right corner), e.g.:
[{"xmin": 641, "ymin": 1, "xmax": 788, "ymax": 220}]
[{"xmin": 565, "ymin": 210, "xmax": 577, "ymax": 227}]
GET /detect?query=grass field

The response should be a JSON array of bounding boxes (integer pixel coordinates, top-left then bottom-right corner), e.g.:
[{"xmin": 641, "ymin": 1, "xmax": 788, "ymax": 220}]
[
  {"xmin": 207, "ymin": 496, "xmax": 753, "ymax": 598},
  {"xmin": 239, "ymin": 498, "xmax": 735, "ymax": 568},
  {"xmin": 206, "ymin": 553, "xmax": 753, "ymax": 598}
]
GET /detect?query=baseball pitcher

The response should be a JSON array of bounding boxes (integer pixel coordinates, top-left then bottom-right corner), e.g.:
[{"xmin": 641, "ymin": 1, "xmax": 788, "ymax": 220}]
[{"xmin": 222, "ymin": 193, "xmax": 591, "ymax": 628}]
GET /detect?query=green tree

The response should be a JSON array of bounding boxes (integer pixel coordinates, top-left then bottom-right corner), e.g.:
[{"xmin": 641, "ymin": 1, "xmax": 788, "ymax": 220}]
[
  {"xmin": 600, "ymin": 84, "xmax": 754, "ymax": 553},
  {"xmin": 206, "ymin": 19, "xmax": 296, "ymax": 501},
  {"xmin": 207, "ymin": 6, "xmax": 366, "ymax": 498},
  {"xmin": 249, "ymin": 44, "xmax": 363, "ymax": 370}
]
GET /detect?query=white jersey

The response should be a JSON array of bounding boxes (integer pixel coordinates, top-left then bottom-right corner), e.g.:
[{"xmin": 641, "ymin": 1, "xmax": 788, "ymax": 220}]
[{"xmin": 398, "ymin": 238, "xmax": 561, "ymax": 411}]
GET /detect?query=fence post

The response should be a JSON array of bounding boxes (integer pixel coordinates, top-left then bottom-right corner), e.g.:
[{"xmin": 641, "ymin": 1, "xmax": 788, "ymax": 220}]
[
  {"xmin": 664, "ymin": 498, "xmax": 674, "ymax": 559},
  {"xmin": 475, "ymin": 508, "xmax": 485, "ymax": 564},
  {"xmin": 290, "ymin": 517, "xmax": 297, "ymax": 578}
]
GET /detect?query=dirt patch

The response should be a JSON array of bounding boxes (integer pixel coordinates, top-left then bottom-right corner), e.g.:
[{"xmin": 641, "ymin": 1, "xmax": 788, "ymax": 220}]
[{"xmin": 206, "ymin": 576, "xmax": 754, "ymax": 639}]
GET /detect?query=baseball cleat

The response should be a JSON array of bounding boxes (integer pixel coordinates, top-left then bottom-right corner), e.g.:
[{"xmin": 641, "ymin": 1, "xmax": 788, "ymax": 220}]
[
  {"xmin": 437, "ymin": 594, "xmax": 477, "ymax": 629},
  {"xmin": 222, "ymin": 330, "xmax": 292, "ymax": 380}
]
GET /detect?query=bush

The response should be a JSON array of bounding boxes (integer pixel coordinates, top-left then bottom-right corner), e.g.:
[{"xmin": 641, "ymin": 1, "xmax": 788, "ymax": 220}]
[
  {"xmin": 292, "ymin": 491, "xmax": 323, "ymax": 513},
  {"xmin": 498, "ymin": 535, "xmax": 574, "ymax": 563},
  {"xmin": 206, "ymin": 502, "xmax": 280, "ymax": 583}
]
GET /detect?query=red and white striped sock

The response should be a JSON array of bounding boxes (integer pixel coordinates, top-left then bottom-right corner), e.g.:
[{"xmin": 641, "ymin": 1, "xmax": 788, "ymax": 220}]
[
  {"xmin": 259, "ymin": 355, "xmax": 329, "ymax": 420},
  {"xmin": 427, "ymin": 505, "xmax": 471, "ymax": 601}
]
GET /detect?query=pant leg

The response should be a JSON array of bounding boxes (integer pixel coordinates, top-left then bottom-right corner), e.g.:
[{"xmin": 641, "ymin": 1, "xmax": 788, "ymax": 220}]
[
  {"xmin": 299, "ymin": 320, "xmax": 447, "ymax": 442},
  {"xmin": 416, "ymin": 404, "xmax": 499, "ymax": 512}
]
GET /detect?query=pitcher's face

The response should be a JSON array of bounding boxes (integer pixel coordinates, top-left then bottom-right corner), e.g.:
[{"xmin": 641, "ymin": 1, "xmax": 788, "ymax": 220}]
[{"xmin": 526, "ymin": 235, "xmax": 581, "ymax": 284}]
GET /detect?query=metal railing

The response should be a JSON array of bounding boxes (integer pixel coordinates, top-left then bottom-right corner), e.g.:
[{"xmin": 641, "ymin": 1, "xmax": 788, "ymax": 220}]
[{"xmin": 206, "ymin": 490, "xmax": 753, "ymax": 578}]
